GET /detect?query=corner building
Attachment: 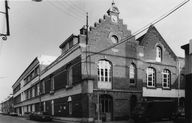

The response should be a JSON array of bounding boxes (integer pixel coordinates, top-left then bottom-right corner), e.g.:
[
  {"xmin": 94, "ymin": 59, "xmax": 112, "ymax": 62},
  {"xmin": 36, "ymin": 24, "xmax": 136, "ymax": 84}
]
[
  {"xmin": 37, "ymin": 3, "xmax": 142, "ymax": 122},
  {"xmin": 12, "ymin": 2, "xmax": 185, "ymax": 123}
]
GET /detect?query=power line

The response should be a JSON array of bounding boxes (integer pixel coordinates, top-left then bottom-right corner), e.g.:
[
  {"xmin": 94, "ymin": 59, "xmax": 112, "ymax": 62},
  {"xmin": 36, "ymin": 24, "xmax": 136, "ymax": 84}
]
[
  {"xmin": 46, "ymin": 1, "xmax": 85, "ymax": 22},
  {"xmin": 62, "ymin": 0, "xmax": 86, "ymax": 15},
  {"xmin": 41, "ymin": 0, "xmax": 189, "ymax": 78},
  {"xmin": 86, "ymin": 0, "xmax": 190, "ymax": 59},
  {"xmin": 58, "ymin": 1, "xmax": 86, "ymax": 19},
  {"xmin": 66, "ymin": 0, "xmax": 86, "ymax": 14},
  {"xmin": 58, "ymin": 1, "xmax": 85, "ymax": 17},
  {"xmin": 47, "ymin": 1, "xmax": 84, "ymax": 21}
]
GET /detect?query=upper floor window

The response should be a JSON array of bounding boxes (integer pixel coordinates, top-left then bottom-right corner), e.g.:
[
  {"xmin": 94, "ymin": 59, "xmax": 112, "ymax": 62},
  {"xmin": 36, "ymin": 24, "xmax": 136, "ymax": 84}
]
[
  {"xmin": 111, "ymin": 35, "xmax": 118, "ymax": 44},
  {"xmin": 98, "ymin": 60, "xmax": 112, "ymax": 82},
  {"xmin": 51, "ymin": 77, "xmax": 55, "ymax": 91},
  {"xmin": 130, "ymin": 63, "xmax": 136, "ymax": 84},
  {"xmin": 156, "ymin": 46, "xmax": 162, "ymax": 62},
  {"xmin": 147, "ymin": 67, "xmax": 156, "ymax": 87},
  {"xmin": 67, "ymin": 66, "xmax": 73, "ymax": 87},
  {"xmin": 162, "ymin": 69, "xmax": 171, "ymax": 89}
]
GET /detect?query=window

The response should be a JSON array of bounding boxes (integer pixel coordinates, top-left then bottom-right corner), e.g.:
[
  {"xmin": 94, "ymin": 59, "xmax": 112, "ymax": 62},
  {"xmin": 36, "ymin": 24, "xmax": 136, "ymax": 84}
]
[
  {"xmin": 34, "ymin": 67, "xmax": 39, "ymax": 76},
  {"xmin": 99, "ymin": 95, "xmax": 112, "ymax": 113},
  {"xmin": 41, "ymin": 80, "xmax": 45, "ymax": 94},
  {"xmin": 162, "ymin": 69, "xmax": 171, "ymax": 88},
  {"xmin": 32, "ymin": 87, "xmax": 35, "ymax": 97},
  {"xmin": 130, "ymin": 63, "xmax": 136, "ymax": 84},
  {"xmin": 51, "ymin": 77, "xmax": 54, "ymax": 91},
  {"xmin": 97, "ymin": 60, "xmax": 112, "ymax": 89},
  {"xmin": 73, "ymin": 37, "xmax": 78, "ymax": 45},
  {"xmin": 156, "ymin": 46, "xmax": 162, "ymax": 62},
  {"xmin": 68, "ymin": 96, "xmax": 72, "ymax": 115},
  {"xmin": 147, "ymin": 67, "xmax": 156, "ymax": 87},
  {"xmin": 98, "ymin": 60, "xmax": 112, "ymax": 82},
  {"xmin": 31, "ymin": 71, "xmax": 35, "ymax": 78},
  {"xmin": 37, "ymin": 83, "xmax": 40, "ymax": 96},
  {"xmin": 111, "ymin": 35, "xmax": 118, "ymax": 44},
  {"xmin": 69, "ymin": 40, "xmax": 73, "ymax": 49},
  {"xmin": 67, "ymin": 66, "xmax": 73, "ymax": 87}
]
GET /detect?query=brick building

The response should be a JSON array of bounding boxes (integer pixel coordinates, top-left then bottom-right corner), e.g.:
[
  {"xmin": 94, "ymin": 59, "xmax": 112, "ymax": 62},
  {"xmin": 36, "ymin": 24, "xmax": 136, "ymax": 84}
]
[
  {"xmin": 137, "ymin": 26, "xmax": 185, "ymax": 102},
  {"xmin": 181, "ymin": 41, "xmax": 192, "ymax": 123},
  {"xmin": 12, "ymin": 2, "xmax": 185, "ymax": 122}
]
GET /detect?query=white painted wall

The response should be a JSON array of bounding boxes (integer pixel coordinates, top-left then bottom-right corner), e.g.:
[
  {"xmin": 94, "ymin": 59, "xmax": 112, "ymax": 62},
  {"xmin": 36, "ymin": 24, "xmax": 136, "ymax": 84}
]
[{"xmin": 143, "ymin": 87, "xmax": 185, "ymax": 98}]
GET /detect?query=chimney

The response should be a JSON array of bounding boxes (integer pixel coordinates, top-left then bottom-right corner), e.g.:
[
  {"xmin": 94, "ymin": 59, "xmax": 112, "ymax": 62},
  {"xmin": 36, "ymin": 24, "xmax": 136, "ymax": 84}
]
[{"xmin": 80, "ymin": 26, "xmax": 87, "ymax": 35}]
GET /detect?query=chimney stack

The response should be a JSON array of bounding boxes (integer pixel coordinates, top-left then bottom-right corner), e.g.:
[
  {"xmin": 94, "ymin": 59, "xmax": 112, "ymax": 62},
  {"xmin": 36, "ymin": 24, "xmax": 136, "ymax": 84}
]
[{"xmin": 80, "ymin": 26, "xmax": 87, "ymax": 35}]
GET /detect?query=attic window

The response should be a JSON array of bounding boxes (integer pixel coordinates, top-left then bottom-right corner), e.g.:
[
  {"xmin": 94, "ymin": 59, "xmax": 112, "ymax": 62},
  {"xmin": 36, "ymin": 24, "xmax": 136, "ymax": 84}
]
[{"xmin": 156, "ymin": 46, "xmax": 162, "ymax": 62}]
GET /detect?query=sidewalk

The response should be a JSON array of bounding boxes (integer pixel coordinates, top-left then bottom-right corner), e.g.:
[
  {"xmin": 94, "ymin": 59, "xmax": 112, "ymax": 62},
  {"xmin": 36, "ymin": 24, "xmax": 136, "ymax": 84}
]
[
  {"xmin": 104, "ymin": 119, "xmax": 134, "ymax": 123},
  {"xmin": 53, "ymin": 119, "xmax": 134, "ymax": 123}
]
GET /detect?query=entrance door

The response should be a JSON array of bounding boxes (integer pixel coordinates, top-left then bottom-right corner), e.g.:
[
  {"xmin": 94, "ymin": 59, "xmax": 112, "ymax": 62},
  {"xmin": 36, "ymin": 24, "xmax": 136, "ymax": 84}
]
[{"xmin": 100, "ymin": 94, "xmax": 113, "ymax": 121}]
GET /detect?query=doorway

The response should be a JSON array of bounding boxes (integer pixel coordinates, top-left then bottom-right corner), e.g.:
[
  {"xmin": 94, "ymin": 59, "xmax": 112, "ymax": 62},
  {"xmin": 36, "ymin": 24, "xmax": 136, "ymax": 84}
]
[{"xmin": 99, "ymin": 94, "xmax": 113, "ymax": 121}]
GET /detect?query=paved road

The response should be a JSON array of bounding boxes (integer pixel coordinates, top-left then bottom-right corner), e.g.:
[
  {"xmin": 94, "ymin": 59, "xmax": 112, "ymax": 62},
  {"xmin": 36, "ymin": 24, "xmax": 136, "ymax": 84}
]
[
  {"xmin": 0, "ymin": 114, "xmax": 174, "ymax": 123},
  {"xmin": 0, "ymin": 114, "xmax": 65, "ymax": 123}
]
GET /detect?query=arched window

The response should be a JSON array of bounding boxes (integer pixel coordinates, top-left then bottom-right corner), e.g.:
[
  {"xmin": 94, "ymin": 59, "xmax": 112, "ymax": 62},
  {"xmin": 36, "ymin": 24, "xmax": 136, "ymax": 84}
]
[
  {"xmin": 130, "ymin": 63, "xmax": 136, "ymax": 84},
  {"xmin": 111, "ymin": 35, "xmax": 118, "ymax": 44},
  {"xmin": 147, "ymin": 67, "xmax": 156, "ymax": 87},
  {"xmin": 162, "ymin": 69, "xmax": 171, "ymax": 88},
  {"xmin": 156, "ymin": 46, "xmax": 162, "ymax": 62},
  {"xmin": 97, "ymin": 60, "xmax": 112, "ymax": 89}
]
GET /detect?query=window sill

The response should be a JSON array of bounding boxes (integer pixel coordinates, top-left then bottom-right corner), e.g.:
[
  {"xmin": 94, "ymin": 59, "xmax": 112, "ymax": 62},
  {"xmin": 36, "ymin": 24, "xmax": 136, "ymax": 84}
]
[
  {"xmin": 129, "ymin": 83, "xmax": 136, "ymax": 86},
  {"xmin": 146, "ymin": 86, "xmax": 156, "ymax": 89},
  {"xmin": 49, "ymin": 90, "xmax": 55, "ymax": 95},
  {"xmin": 66, "ymin": 85, "xmax": 73, "ymax": 89},
  {"xmin": 162, "ymin": 87, "xmax": 171, "ymax": 90}
]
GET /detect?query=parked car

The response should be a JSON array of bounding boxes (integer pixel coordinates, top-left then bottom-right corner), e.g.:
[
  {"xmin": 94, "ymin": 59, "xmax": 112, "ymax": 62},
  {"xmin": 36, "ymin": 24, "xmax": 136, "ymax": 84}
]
[
  {"xmin": 9, "ymin": 112, "xmax": 18, "ymax": 116},
  {"xmin": 29, "ymin": 112, "xmax": 53, "ymax": 121},
  {"xmin": 24, "ymin": 112, "xmax": 32, "ymax": 119},
  {"xmin": 131, "ymin": 100, "xmax": 177, "ymax": 123}
]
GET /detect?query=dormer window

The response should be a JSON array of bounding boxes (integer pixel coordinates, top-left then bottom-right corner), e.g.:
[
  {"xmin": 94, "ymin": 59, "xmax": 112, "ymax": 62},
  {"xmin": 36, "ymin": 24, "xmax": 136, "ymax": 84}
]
[
  {"xmin": 59, "ymin": 35, "xmax": 78, "ymax": 54},
  {"xmin": 156, "ymin": 46, "xmax": 162, "ymax": 62}
]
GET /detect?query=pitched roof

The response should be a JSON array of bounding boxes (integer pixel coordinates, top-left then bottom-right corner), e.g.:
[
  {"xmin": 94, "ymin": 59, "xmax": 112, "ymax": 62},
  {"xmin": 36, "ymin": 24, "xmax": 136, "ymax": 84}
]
[{"xmin": 137, "ymin": 25, "xmax": 177, "ymax": 59}]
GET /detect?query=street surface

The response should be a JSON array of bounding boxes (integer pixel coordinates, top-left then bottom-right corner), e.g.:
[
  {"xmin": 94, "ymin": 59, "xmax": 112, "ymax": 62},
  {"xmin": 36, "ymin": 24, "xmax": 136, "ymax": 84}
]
[
  {"xmin": 0, "ymin": 114, "xmax": 174, "ymax": 123},
  {"xmin": 0, "ymin": 114, "xmax": 64, "ymax": 123}
]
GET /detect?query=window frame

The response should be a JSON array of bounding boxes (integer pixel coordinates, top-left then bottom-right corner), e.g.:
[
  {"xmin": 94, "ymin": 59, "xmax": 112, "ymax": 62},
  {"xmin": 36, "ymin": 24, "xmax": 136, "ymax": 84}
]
[
  {"xmin": 97, "ymin": 60, "xmax": 112, "ymax": 83},
  {"xmin": 67, "ymin": 66, "xmax": 73, "ymax": 87},
  {"xmin": 97, "ymin": 60, "xmax": 112, "ymax": 89},
  {"xmin": 129, "ymin": 63, "xmax": 137, "ymax": 85},
  {"xmin": 111, "ymin": 35, "xmax": 118, "ymax": 44},
  {"xmin": 146, "ymin": 67, "xmax": 156, "ymax": 88},
  {"xmin": 156, "ymin": 46, "xmax": 162, "ymax": 62},
  {"xmin": 162, "ymin": 69, "xmax": 171, "ymax": 89}
]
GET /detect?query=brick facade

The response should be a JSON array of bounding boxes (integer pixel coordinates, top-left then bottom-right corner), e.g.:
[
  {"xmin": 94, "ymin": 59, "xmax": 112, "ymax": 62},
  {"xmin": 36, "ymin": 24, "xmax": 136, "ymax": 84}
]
[{"xmin": 11, "ymin": 2, "xmax": 185, "ymax": 123}]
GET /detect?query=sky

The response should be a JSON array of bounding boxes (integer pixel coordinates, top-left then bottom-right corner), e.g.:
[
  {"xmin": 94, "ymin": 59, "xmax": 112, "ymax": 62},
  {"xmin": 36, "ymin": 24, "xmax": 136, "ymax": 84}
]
[{"xmin": 0, "ymin": 0, "xmax": 192, "ymax": 102}]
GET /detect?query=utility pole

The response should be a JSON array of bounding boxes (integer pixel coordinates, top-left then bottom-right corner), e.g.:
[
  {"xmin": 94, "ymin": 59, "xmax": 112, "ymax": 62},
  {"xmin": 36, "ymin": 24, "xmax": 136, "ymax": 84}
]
[
  {"xmin": 0, "ymin": 0, "xmax": 10, "ymax": 40},
  {"xmin": 85, "ymin": 12, "xmax": 89, "ymax": 78}
]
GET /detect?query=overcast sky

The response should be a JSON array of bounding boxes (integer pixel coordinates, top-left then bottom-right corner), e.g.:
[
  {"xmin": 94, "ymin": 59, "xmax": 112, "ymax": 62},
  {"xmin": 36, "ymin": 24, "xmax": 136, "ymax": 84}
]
[{"xmin": 0, "ymin": 0, "xmax": 191, "ymax": 102}]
